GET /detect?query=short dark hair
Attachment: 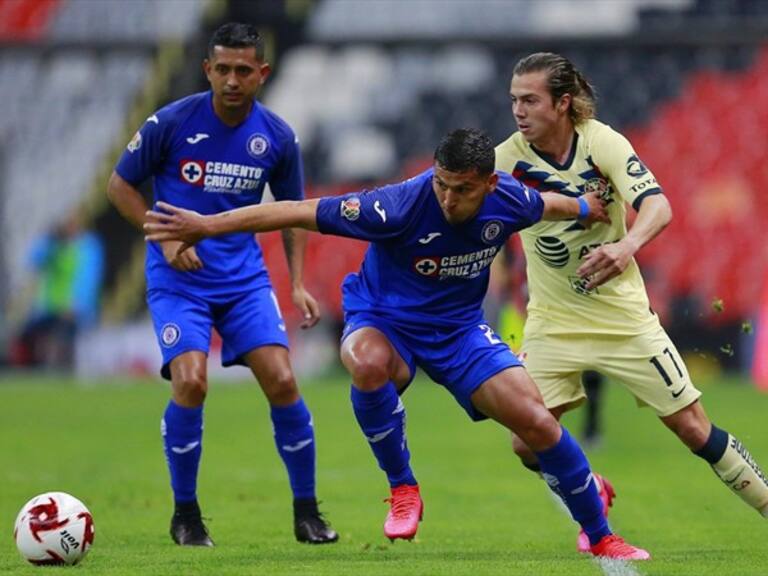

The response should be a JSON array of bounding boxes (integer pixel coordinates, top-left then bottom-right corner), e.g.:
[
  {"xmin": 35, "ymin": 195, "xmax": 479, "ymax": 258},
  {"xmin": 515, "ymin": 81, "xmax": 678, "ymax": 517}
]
[
  {"xmin": 513, "ymin": 52, "xmax": 596, "ymax": 123},
  {"xmin": 208, "ymin": 22, "xmax": 264, "ymax": 60},
  {"xmin": 433, "ymin": 128, "xmax": 495, "ymax": 175}
]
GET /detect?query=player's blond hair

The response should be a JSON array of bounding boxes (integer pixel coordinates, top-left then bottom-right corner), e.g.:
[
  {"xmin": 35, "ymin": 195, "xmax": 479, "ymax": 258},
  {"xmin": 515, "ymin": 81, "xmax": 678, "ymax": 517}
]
[{"xmin": 513, "ymin": 52, "xmax": 596, "ymax": 124}]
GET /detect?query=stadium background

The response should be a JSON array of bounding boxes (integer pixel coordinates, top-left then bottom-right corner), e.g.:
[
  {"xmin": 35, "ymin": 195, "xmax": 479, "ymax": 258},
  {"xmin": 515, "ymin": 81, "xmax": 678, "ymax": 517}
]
[
  {"xmin": 1, "ymin": 0, "xmax": 766, "ymax": 385},
  {"xmin": 1, "ymin": 1, "xmax": 768, "ymax": 574}
]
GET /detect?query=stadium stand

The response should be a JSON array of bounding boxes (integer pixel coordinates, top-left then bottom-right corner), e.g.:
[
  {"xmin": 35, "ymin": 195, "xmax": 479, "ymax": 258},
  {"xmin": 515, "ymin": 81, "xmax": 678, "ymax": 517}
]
[{"xmin": 2, "ymin": 0, "xmax": 766, "ymax": 374}]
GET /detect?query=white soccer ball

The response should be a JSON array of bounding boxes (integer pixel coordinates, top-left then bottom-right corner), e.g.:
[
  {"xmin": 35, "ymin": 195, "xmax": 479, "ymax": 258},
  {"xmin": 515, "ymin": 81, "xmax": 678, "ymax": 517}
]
[{"xmin": 13, "ymin": 492, "xmax": 95, "ymax": 566}]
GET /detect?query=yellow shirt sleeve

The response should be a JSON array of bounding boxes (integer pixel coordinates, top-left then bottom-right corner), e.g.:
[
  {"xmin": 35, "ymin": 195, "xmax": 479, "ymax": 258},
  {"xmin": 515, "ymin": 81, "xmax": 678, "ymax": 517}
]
[{"xmin": 590, "ymin": 124, "xmax": 662, "ymax": 210}]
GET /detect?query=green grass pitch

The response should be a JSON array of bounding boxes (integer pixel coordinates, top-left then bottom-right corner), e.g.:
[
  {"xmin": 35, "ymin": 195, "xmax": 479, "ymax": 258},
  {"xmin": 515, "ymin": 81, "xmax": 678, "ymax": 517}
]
[{"xmin": 1, "ymin": 372, "xmax": 766, "ymax": 575}]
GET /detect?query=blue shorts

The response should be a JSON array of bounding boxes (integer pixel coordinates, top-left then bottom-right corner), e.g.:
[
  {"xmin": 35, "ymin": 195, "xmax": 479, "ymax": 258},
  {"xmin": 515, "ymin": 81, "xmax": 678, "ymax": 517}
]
[
  {"xmin": 342, "ymin": 312, "xmax": 523, "ymax": 421},
  {"xmin": 147, "ymin": 285, "xmax": 289, "ymax": 380}
]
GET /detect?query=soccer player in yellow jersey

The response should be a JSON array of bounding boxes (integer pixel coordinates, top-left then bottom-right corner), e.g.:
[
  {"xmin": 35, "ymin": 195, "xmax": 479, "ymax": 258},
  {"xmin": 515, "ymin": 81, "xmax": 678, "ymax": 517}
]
[{"xmin": 495, "ymin": 52, "xmax": 768, "ymax": 553}]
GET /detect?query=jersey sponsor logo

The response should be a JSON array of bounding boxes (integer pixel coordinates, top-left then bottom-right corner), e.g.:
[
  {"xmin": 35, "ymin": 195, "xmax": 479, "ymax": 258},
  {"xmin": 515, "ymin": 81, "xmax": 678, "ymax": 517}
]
[
  {"xmin": 186, "ymin": 133, "xmax": 210, "ymax": 144},
  {"xmin": 161, "ymin": 323, "xmax": 181, "ymax": 347},
  {"xmin": 179, "ymin": 159, "xmax": 264, "ymax": 193},
  {"xmin": 413, "ymin": 246, "xmax": 500, "ymax": 279},
  {"xmin": 417, "ymin": 232, "xmax": 442, "ymax": 244},
  {"xmin": 534, "ymin": 236, "xmax": 569, "ymax": 268},
  {"xmin": 180, "ymin": 160, "xmax": 205, "ymax": 185},
  {"xmin": 340, "ymin": 197, "xmax": 361, "ymax": 221},
  {"xmin": 414, "ymin": 257, "xmax": 440, "ymax": 276},
  {"xmin": 629, "ymin": 176, "xmax": 658, "ymax": 194},
  {"xmin": 373, "ymin": 200, "xmax": 387, "ymax": 223},
  {"xmin": 246, "ymin": 133, "xmax": 270, "ymax": 158},
  {"xmin": 626, "ymin": 154, "xmax": 648, "ymax": 177},
  {"xmin": 481, "ymin": 220, "xmax": 503, "ymax": 244},
  {"xmin": 127, "ymin": 131, "xmax": 142, "ymax": 153}
]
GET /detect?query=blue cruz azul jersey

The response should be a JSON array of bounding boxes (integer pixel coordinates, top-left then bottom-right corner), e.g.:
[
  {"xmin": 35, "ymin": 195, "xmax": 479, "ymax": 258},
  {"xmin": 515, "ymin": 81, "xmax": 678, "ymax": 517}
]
[
  {"xmin": 115, "ymin": 91, "xmax": 304, "ymax": 295},
  {"xmin": 316, "ymin": 170, "xmax": 544, "ymax": 327}
]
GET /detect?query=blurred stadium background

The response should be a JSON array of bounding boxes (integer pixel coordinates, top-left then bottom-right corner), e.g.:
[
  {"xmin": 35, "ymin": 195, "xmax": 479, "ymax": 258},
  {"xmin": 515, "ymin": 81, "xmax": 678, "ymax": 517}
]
[{"xmin": 0, "ymin": 0, "xmax": 767, "ymax": 388}]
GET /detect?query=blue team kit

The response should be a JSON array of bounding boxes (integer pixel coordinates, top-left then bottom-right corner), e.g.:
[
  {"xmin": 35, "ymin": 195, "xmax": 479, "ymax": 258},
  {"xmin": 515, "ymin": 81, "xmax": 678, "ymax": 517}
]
[
  {"xmin": 115, "ymin": 91, "xmax": 302, "ymax": 376},
  {"xmin": 316, "ymin": 169, "xmax": 545, "ymax": 419}
]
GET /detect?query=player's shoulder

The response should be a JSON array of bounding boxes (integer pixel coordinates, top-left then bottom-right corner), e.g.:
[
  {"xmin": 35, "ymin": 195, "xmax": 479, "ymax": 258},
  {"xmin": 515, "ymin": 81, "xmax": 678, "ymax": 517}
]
[
  {"xmin": 495, "ymin": 131, "xmax": 531, "ymax": 171},
  {"xmin": 152, "ymin": 91, "xmax": 209, "ymax": 126},
  {"xmin": 578, "ymin": 118, "xmax": 628, "ymax": 150},
  {"xmin": 495, "ymin": 131, "xmax": 528, "ymax": 155},
  {"xmin": 251, "ymin": 101, "xmax": 296, "ymax": 142}
]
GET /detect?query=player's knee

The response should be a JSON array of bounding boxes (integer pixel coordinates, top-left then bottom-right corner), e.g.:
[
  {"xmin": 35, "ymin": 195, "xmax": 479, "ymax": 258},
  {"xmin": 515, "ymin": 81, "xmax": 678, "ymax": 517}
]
[
  {"xmin": 344, "ymin": 351, "xmax": 391, "ymax": 390},
  {"xmin": 516, "ymin": 405, "xmax": 560, "ymax": 452},
  {"xmin": 262, "ymin": 369, "xmax": 299, "ymax": 406},
  {"xmin": 173, "ymin": 372, "xmax": 208, "ymax": 406}
]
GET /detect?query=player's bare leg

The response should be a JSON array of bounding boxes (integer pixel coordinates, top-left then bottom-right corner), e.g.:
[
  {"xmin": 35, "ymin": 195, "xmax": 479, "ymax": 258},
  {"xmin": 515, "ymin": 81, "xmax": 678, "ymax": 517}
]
[
  {"xmin": 341, "ymin": 328, "xmax": 422, "ymax": 541},
  {"xmin": 167, "ymin": 351, "xmax": 214, "ymax": 546},
  {"xmin": 662, "ymin": 400, "xmax": 768, "ymax": 517},
  {"xmin": 474, "ymin": 368, "xmax": 648, "ymax": 560},
  {"xmin": 245, "ymin": 346, "xmax": 338, "ymax": 544}
]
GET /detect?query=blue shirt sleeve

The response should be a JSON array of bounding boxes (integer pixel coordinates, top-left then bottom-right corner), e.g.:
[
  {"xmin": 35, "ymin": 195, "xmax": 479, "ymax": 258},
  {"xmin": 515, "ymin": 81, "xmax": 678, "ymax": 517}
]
[
  {"xmin": 316, "ymin": 180, "xmax": 416, "ymax": 241},
  {"xmin": 269, "ymin": 133, "xmax": 305, "ymax": 201},
  {"xmin": 495, "ymin": 175, "xmax": 545, "ymax": 231},
  {"xmin": 114, "ymin": 112, "xmax": 174, "ymax": 186}
]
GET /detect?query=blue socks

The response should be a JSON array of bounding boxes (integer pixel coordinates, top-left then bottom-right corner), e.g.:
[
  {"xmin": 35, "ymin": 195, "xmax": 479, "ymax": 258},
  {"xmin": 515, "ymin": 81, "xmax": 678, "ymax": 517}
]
[
  {"xmin": 271, "ymin": 398, "xmax": 316, "ymax": 500},
  {"xmin": 536, "ymin": 426, "xmax": 610, "ymax": 546},
  {"xmin": 162, "ymin": 400, "xmax": 203, "ymax": 505},
  {"xmin": 351, "ymin": 383, "xmax": 416, "ymax": 487}
]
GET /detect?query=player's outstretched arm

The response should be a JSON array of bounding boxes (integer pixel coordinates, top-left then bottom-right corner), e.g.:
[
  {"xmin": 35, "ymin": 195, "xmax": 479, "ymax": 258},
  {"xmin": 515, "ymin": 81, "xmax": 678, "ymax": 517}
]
[
  {"xmin": 540, "ymin": 192, "xmax": 611, "ymax": 227},
  {"xmin": 143, "ymin": 199, "xmax": 322, "ymax": 245}
]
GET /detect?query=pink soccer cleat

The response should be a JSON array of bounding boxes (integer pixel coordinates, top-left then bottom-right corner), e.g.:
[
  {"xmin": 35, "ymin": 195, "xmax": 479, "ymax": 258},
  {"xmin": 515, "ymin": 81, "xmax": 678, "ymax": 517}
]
[
  {"xmin": 590, "ymin": 534, "xmax": 651, "ymax": 560},
  {"xmin": 383, "ymin": 484, "xmax": 423, "ymax": 541},
  {"xmin": 577, "ymin": 473, "xmax": 616, "ymax": 553}
]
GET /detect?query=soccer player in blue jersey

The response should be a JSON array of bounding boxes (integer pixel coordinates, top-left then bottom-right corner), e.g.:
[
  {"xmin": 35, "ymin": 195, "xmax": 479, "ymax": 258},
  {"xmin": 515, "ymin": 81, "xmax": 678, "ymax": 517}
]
[
  {"xmin": 144, "ymin": 128, "xmax": 650, "ymax": 560},
  {"xmin": 106, "ymin": 23, "xmax": 337, "ymax": 547}
]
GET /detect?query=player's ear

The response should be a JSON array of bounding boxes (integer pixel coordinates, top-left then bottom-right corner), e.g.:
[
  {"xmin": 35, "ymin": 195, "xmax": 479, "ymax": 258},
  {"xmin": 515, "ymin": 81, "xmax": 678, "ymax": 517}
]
[
  {"xmin": 487, "ymin": 172, "xmax": 499, "ymax": 191},
  {"xmin": 557, "ymin": 93, "xmax": 572, "ymax": 115},
  {"xmin": 202, "ymin": 59, "xmax": 212, "ymax": 80},
  {"xmin": 258, "ymin": 62, "xmax": 272, "ymax": 84}
]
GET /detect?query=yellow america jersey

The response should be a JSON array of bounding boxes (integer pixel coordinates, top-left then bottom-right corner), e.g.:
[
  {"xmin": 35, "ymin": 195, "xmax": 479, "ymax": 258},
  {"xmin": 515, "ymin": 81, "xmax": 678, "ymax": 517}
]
[{"xmin": 495, "ymin": 119, "xmax": 662, "ymax": 336}]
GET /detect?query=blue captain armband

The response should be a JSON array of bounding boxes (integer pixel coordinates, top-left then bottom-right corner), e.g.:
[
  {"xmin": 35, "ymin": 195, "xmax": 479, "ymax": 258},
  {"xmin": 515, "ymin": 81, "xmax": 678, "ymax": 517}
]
[{"xmin": 577, "ymin": 196, "xmax": 589, "ymax": 220}]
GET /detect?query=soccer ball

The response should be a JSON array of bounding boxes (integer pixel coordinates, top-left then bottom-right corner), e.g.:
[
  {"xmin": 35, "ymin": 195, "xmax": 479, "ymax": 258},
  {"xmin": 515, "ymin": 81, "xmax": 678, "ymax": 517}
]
[{"xmin": 13, "ymin": 492, "xmax": 95, "ymax": 566}]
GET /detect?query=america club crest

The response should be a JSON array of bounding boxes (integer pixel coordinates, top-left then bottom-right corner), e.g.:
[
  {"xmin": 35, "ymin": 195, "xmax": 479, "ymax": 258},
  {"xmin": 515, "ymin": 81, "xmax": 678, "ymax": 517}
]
[
  {"xmin": 161, "ymin": 323, "xmax": 181, "ymax": 348},
  {"xmin": 246, "ymin": 133, "xmax": 270, "ymax": 158},
  {"xmin": 481, "ymin": 220, "xmax": 503, "ymax": 244},
  {"xmin": 340, "ymin": 197, "xmax": 361, "ymax": 221}
]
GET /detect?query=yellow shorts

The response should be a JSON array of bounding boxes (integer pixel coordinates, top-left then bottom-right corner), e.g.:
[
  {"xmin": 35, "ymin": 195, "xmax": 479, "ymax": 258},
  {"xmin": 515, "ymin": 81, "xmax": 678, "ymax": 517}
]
[{"xmin": 521, "ymin": 323, "xmax": 701, "ymax": 417}]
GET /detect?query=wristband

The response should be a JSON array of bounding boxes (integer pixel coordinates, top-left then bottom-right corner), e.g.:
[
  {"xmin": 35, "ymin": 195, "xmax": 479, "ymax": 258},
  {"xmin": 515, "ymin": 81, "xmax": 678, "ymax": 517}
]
[{"xmin": 577, "ymin": 196, "xmax": 589, "ymax": 220}]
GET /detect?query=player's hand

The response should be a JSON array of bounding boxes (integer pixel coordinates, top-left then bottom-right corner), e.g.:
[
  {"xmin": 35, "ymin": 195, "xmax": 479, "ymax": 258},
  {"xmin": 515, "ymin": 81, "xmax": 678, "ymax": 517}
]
[
  {"xmin": 576, "ymin": 238, "xmax": 637, "ymax": 289},
  {"xmin": 579, "ymin": 192, "xmax": 611, "ymax": 228},
  {"xmin": 291, "ymin": 285, "xmax": 320, "ymax": 329},
  {"xmin": 144, "ymin": 202, "xmax": 208, "ymax": 246},
  {"xmin": 161, "ymin": 240, "xmax": 203, "ymax": 272}
]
